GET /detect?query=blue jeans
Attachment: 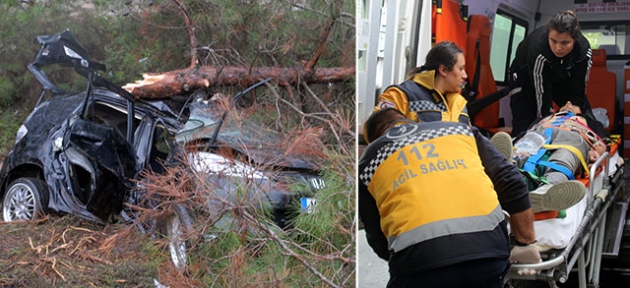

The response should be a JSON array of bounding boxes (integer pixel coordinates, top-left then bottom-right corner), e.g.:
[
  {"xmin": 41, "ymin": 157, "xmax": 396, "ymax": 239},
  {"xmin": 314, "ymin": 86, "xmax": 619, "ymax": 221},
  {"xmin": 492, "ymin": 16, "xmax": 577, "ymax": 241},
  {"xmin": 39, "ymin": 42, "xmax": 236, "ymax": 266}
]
[{"xmin": 387, "ymin": 258, "xmax": 510, "ymax": 288}]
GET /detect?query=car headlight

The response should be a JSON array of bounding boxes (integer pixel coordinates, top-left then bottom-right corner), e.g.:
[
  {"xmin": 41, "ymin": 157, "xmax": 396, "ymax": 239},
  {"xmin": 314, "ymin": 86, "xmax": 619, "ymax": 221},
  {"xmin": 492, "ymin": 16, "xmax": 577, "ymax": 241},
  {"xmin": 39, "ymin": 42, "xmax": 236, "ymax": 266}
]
[{"xmin": 15, "ymin": 125, "xmax": 28, "ymax": 144}]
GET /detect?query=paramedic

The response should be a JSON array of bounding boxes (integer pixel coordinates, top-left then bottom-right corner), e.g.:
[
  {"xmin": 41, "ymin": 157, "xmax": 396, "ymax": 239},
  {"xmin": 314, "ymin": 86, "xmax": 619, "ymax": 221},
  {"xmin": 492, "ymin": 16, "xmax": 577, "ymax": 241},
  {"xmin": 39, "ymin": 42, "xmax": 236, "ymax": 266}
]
[
  {"xmin": 509, "ymin": 10, "xmax": 595, "ymax": 137},
  {"xmin": 370, "ymin": 41, "xmax": 469, "ymax": 125},
  {"xmin": 359, "ymin": 108, "xmax": 540, "ymax": 288},
  {"xmin": 492, "ymin": 102, "xmax": 607, "ymax": 213}
]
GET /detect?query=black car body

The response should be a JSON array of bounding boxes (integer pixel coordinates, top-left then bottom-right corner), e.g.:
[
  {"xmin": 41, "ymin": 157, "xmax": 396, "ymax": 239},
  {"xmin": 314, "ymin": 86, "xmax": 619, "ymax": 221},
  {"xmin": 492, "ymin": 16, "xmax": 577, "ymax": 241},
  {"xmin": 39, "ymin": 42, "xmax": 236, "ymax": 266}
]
[{"xmin": 0, "ymin": 30, "xmax": 323, "ymax": 231}]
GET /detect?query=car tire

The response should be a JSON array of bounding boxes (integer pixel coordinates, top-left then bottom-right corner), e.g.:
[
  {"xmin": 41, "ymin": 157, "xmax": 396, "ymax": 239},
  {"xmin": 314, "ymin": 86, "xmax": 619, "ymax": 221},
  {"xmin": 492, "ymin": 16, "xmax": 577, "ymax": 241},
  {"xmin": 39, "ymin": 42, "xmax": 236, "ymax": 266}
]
[
  {"xmin": 160, "ymin": 204, "xmax": 194, "ymax": 270},
  {"xmin": 2, "ymin": 177, "xmax": 48, "ymax": 221}
]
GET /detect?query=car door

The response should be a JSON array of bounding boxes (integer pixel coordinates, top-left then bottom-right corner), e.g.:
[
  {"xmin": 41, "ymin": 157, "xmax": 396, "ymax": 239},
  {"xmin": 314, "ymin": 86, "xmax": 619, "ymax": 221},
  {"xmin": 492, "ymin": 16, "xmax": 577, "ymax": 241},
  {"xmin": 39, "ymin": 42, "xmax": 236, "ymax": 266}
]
[{"xmin": 62, "ymin": 99, "xmax": 139, "ymax": 221}]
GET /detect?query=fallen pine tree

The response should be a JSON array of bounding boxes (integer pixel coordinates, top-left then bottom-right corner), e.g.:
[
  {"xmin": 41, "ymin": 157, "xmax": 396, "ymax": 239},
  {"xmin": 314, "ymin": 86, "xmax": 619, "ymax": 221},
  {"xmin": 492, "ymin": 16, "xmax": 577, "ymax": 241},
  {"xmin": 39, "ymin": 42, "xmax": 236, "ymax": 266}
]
[
  {"xmin": 122, "ymin": 0, "xmax": 354, "ymax": 100},
  {"xmin": 123, "ymin": 65, "xmax": 355, "ymax": 99}
]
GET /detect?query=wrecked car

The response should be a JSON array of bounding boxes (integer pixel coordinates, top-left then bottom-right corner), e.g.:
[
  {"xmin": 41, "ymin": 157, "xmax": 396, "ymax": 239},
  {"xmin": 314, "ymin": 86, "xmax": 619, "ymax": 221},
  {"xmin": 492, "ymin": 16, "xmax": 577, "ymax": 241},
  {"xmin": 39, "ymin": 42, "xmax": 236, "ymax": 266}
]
[
  {"xmin": 176, "ymin": 85, "xmax": 325, "ymax": 218},
  {"xmin": 0, "ymin": 30, "xmax": 325, "ymax": 268}
]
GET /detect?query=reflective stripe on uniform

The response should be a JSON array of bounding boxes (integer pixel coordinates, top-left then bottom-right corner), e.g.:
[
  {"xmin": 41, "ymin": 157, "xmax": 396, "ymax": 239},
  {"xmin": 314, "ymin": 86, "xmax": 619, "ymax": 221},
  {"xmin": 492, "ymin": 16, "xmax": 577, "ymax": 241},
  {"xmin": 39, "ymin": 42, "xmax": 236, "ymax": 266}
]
[{"xmin": 388, "ymin": 205, "xmax": 505, "ymax": 252}]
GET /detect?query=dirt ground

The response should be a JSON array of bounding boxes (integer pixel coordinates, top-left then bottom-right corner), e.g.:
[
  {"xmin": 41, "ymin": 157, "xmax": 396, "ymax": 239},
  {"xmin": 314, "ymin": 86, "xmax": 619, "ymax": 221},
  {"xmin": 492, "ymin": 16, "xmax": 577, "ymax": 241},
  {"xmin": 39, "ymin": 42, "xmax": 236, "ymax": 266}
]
[{"xmin": 0, "ymin": 214, "xmax": 173, "ymax": 288}]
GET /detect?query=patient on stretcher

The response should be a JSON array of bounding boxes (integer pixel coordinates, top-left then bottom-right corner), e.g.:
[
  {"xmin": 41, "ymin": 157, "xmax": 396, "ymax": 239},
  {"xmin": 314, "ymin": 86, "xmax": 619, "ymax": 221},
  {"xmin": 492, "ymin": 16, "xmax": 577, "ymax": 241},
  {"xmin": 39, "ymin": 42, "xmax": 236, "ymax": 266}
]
[{"xmin": 491, "ymin": 102, "xmax": 608, "ymax": 216}]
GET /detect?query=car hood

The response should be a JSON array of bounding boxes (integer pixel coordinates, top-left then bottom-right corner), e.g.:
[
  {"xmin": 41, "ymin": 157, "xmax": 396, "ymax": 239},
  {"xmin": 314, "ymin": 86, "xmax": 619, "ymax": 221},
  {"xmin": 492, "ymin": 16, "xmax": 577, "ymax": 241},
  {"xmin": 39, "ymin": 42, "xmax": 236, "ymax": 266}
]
[{"xmin": 175, "ymin": 99, "xmax": 324, "ymax": 171}]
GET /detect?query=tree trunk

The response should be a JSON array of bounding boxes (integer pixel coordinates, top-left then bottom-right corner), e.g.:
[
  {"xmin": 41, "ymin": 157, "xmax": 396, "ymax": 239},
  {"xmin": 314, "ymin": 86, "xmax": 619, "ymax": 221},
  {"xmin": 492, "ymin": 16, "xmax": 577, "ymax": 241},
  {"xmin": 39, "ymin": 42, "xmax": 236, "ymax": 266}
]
[{"xmin": 123, "ymin": 65, "xmax": 355, "ymax": 99}]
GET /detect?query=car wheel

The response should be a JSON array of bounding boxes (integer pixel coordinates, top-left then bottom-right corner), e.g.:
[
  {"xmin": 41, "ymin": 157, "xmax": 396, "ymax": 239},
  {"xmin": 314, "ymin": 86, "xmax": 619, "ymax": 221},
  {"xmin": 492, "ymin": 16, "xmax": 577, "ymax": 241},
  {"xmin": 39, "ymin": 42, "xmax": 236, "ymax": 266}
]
[
  {"xmin": 161, "ymin": 204, "xmax": 194, "ymax": 270},
  {"xmin": 2, "ymin": 178, "xmax": 48, "ymax": 221}
]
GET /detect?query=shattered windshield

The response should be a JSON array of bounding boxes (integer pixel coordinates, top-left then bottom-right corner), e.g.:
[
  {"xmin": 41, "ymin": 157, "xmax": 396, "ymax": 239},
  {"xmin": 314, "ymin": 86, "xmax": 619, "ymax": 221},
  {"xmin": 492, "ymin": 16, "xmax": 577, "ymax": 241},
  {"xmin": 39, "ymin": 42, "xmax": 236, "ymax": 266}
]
[
  {"xmin": 176, "ymin": 98, "xmax": 281, "ymax": 148},
  {"xmin": 175, "ymin": 97, "xmax": 321, "ymax": 170}
]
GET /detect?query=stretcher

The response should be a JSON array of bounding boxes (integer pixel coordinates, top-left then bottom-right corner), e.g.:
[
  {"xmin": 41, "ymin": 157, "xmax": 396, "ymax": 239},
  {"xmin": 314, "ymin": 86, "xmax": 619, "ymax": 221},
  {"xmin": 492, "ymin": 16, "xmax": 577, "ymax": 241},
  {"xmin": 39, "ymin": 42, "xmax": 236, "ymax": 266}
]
[{"xmin": 505, "ymin": 137, "xmax": 627, "ymax": 288}]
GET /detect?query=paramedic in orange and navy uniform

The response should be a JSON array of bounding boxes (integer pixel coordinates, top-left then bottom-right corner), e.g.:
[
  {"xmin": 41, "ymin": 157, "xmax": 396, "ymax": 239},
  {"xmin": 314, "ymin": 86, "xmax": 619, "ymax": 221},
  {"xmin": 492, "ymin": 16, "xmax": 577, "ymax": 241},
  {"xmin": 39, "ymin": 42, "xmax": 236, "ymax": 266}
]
[
  {"xmin": 358, "ymin": 108, "xmax": 540, "ymax": 288},
  {"xmin": 370, "ymin": 41, "xmax": 470, "ymax": 126}
]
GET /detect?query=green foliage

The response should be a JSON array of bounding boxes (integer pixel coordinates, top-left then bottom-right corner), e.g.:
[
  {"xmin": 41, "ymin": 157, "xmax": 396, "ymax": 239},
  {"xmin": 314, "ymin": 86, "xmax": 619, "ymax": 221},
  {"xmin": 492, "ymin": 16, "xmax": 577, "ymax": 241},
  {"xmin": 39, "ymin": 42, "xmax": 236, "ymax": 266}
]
[
  {"xmin": 0, "ymin": 76, "xmax": 16, "ymax": 106},
  {"xmin": 291, "ymin": 165, "xmax": 355, "ymax": 246},
  {"xmin": 0, "ymin": 107, "xmax": 28, "ymax": 156}
]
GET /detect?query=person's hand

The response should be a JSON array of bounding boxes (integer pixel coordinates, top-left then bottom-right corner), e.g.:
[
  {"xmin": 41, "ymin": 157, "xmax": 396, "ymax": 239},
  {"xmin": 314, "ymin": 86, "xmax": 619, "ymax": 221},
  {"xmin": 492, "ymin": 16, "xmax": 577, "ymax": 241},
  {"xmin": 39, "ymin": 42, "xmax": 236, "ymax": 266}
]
[
  {"xmin": 509, "ymin": 243, "xmax": 542, "ymax": 275},
  {"xmin": 514, "ymin": 151, "xmax": 532, "ymax": 159}
]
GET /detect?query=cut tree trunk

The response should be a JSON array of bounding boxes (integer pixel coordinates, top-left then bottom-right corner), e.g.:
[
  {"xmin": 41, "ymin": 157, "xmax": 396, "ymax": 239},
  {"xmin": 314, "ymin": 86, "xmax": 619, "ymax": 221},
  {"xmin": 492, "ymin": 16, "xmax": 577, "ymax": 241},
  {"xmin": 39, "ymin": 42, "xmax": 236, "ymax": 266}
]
[{"xmin": 123, "ymin": 65, "xmax": 355, "ymax": 99}]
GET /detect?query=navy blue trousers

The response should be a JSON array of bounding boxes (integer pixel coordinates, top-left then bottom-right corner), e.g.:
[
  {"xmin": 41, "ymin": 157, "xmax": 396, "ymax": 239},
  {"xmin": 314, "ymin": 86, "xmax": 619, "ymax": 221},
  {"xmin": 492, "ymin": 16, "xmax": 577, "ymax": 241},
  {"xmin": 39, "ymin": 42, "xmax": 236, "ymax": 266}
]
[{"xmin": 387, "ymin": 258, "xmax": 510, "ymax": 288}]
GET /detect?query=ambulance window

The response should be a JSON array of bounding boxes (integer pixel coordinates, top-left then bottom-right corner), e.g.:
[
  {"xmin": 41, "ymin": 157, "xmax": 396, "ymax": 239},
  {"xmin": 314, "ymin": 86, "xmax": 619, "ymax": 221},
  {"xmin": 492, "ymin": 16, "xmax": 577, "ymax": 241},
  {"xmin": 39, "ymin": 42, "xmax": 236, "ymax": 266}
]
[
  {"xmin": 490, "ymin": 11, "xmax": 528, "ymax": 84},
  {"xmin": 582, "ymin": 22, "xmax": 629, "ymax": 59}
]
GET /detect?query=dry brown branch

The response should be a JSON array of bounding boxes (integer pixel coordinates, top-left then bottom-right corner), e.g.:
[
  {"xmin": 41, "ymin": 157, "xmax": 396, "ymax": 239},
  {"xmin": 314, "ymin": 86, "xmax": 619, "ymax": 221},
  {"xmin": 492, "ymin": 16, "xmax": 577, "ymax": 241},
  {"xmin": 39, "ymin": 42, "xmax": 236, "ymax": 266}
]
[
  {"xmin": 300, "ymin": 82, "xmax": 355, "ymax": 139},
  {"xmin": 98, "ymin": 228, "xmax": 134, "ymax": 255},
  {"xmin": 284, "ymin": 84, "xmax": 298, "ymax": 108},
  {"xmin": 64, "ymin": 226, "xmax": 97, "ymax": 234},
  {"xmin": 69, "ymin": 236, "xmax": 96, "ymax": 255},
  {"xmin": 76, "ymin": 251, "xmax": 113, "ymax": 266},
  {"xmin": 265, "ymin": 82, "xmax": 350, "ymax": 155},
  {"xmin": 277, "ymin": 226, "xmax": 353, "ymax": 265},
  {"xmin": 0, "ymin": 215, "xmax": 48, "ymax": 225},
  {"xmin": 58, "ymin": 259, "xmax": 73, "ymax": 270},
  {"xmin": 28, "ymin": 235, "xmax": 53, "ymax": 255},
  {"xmin": 303, "ymin": 2, "xmax": 339, "ymax": 70},
  {"xmin": 283, "ymin": 127, "xmax": 327, "ymax": 158},
  {"xmin": 48, "ymin": 242, "xmax": 73, "ymax": 254},
  {"xmin": 1, "ymin": 261, "xmax": 29, "ymax": 280},
  {"xmin": 240, "ymin": 210, "xmax": 340, "ymax": 288},
  {"xmin": 40, "ymin": 257, "xmax": 66, "ymax": 281}
]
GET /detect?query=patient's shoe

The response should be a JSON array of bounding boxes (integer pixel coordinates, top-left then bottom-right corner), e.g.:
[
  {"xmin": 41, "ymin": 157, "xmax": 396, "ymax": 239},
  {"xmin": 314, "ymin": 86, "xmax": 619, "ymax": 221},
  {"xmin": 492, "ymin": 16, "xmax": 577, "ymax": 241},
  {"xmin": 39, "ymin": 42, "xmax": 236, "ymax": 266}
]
[
  {"xmin": 490, "ymin": 132, "xmax": 513, "ymax": 161},
  {"xmin": 529, "ymin": 181, "xmax": 586, "ymax": 213}
]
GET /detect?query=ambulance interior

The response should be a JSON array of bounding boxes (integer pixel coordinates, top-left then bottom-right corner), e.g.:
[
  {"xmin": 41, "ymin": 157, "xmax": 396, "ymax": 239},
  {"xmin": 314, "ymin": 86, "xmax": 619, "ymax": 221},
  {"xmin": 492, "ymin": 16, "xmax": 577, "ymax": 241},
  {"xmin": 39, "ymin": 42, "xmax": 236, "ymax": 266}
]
[{"xmin": 356, "ymin": 0, "xmax": 630, "ymax": 287}]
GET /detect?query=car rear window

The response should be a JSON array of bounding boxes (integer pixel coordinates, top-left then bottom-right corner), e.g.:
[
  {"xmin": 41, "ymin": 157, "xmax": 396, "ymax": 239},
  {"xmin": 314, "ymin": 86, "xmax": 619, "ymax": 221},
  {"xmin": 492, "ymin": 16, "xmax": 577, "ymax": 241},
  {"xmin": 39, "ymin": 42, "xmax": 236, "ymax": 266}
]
[{"xmin": 41, "ymin": 94, "xmax": 82, "ymax": 124}]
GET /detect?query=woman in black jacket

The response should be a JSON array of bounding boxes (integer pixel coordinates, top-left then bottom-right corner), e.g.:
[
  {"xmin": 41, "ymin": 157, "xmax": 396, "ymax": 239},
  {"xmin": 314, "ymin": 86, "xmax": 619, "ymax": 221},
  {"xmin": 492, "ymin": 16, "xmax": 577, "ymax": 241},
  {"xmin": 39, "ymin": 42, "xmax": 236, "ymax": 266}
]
[{"xmin": 509, "ymin": 10, "xmax": 595, "ymax": 137}]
